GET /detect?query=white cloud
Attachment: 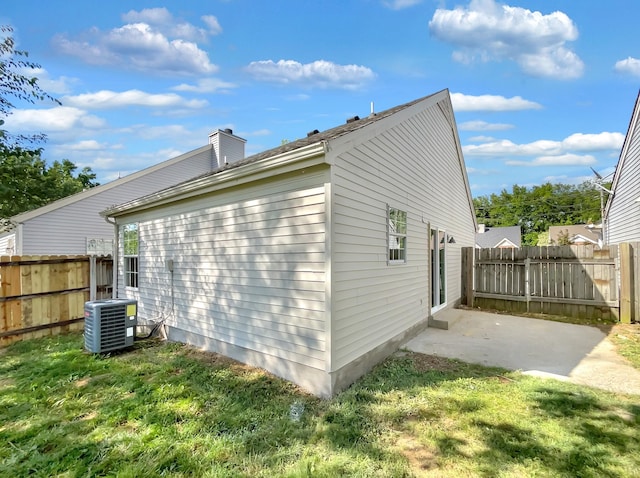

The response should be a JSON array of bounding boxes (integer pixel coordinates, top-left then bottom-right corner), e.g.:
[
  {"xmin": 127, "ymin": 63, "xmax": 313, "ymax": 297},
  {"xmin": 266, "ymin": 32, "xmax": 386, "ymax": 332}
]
[
  {"xmin": 458, "ymin": 120, "xmax": 514, "ymax": 131},
  {"xmin": 506, "ymin": 154, "xmax": 596, "ymax": 167},
  {"xmin": 22, "ymin": 67, "xmax": 77, "ymax": 96},
  {"xmin": 122, "ymin": 7, "xmax": 173, "ymax": 25},
  {"xmin": 245, "ymin": 59, "xmax": 375, "ymax": 90},
  {"xmin": 468, "ymin": 135, "xmax": 497, "ymax": 143},
  {"xmin": 121, "ymin": 8, "xmax": 221, "ymax": 40},
  {"xmin": 614, "ymin": 57, "xmax": 640, "ymax": 77},
  {"xmin": 8, "ymin": 106, "xmax": 105, "ymax": 132},
  {"xmin": 464, "ymin": 131, "xmax": 623, "ymax": 158},
  {"xmin": 66, "ymin": 140, "xmax": 110, "ymax": 151},
  {"xmin": 62, "ymin": 90, "xmax": 208, "ymax": 109},
  {"xmin": 382, "ymin": 0, "xmax": 422, "ymax": 10},
  {"xmin": 202, "ymin": 15, "xmax": 223, "ymax": 35},
  {"xmin": 53, "ymin": 14, "xmax": 218, "ymax": 75},
  {"xmin": 451, "ymin": 92, "xmax": 542, "ymax": 111},
  {"xmin": 172, "ymin": 78, "xmax": 236, "ymax": 93},
  {"xmin": 562, "ymin": 132, "xmax": 624, "ymax": 151},
  {"xmin": 429, "ymin": 0, "xmax": 584, "ymax": 79},
  {"xmin": 464, "ymin": 138, "xmax": 560, "ymax": 156},
  {"xmin": 465, "ymin": 131, "xmax": 622, "ymax": 169}
]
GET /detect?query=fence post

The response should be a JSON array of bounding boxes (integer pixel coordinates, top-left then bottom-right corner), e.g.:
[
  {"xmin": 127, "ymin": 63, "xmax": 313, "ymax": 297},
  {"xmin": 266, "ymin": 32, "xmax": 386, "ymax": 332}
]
[
  {"xmin": 461, "ymin": 247, "xmax": 474, "ymax": 307},
  {"xmin": 619, "ymin": 242, "xmax": 633, "ymax": 324},
  {"xmin": 89, "ymin": 255, "xmax": 97, "ymax": 302},
  {"xmin": 524, "ymin": 258, "xmax": 531, "ymax": 313}
]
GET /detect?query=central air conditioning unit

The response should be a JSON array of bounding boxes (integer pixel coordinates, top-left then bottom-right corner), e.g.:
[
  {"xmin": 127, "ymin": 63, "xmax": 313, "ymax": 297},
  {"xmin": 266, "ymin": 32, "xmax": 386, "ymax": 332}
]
[{"xmin": 84, "ymin": 299, "xmax": 137, "ymax": 353}]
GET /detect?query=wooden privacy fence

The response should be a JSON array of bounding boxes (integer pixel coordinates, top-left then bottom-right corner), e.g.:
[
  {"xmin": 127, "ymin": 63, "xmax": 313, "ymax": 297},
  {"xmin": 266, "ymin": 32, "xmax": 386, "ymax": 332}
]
[
  {"xmin": 0, "ymin": 255, "xmax": 113, "ymax": 346},
  {"xmin": 461, "ymin": 245, "xmax": 620, "ymax": 322}
]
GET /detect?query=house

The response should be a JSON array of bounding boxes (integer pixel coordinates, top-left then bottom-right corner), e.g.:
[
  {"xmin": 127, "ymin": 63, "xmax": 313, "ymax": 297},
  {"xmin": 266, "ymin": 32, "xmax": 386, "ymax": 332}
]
[
  {"xmin": 475, "ymin": 224, "xmax": 521, "ymax": 248},
  {"xmin": 604, "ymin": 90, "xmax": 640, "ymax": 244},
  {"xmin": 101, "ymin": 89, "xmax": 477, "ymax": 397},
  {"xmin": 548, "ymin": 224, "xmax": 601, "ymax": 246},
  {"xmin": 0, "ymin": 129, "xmax": 246, "ymax": 255}
]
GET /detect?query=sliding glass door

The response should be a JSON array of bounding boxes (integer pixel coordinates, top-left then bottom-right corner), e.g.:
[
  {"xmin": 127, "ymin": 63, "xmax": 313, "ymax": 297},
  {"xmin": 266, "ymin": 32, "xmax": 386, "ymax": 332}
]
[{"xmin": 431, "ymin": 228, "xmax": 446, "ymax": 310}]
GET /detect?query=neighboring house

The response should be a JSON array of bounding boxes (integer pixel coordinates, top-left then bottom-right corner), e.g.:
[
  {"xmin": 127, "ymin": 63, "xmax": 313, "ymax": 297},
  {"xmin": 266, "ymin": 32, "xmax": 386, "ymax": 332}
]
[
  {"xmin": 101, "ymin": 89, "xmax": 477, "ymax": 398},
  {"xmin": 548, "ymin": 225, "xmax": 601, "ymax": 246},
  {"xmin": 475, "ymin": 224, "xmax": 521, "ymax": 248},
  {"xmin": 604, "ymin": 90, "xmax": 640, "ymax": 244},
  {"xmin": 0, "ymin": 129, "xmax": 246, "ymax": 255}
]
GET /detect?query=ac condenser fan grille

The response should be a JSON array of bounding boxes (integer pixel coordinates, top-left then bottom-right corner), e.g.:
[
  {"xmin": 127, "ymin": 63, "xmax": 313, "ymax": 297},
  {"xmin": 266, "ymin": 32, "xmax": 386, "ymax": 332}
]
[{"xmin": 84, "ymin": 299, "xmax": 137, "ymax": 353}]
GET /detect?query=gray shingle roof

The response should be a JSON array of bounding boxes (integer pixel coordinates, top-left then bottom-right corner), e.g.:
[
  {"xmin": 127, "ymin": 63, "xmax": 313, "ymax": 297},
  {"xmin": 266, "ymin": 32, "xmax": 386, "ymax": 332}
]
[
  {"xmin": 475, "ymin": 226, "xmax": 521, "ymax": 248},
  {"xmin": 548, "ymin": 225, "xmax": 600, "ymax": 245},
  {"xmin": 170, "ymin": 91, "xmax": 439, "ymax": 188}
]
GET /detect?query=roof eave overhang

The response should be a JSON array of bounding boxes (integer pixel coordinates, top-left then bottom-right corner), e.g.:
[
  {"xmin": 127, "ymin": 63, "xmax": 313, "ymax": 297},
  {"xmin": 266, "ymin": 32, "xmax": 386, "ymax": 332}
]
[
  {"xmin": 102, "ymin": 141, "xmax": 329, "ymax": 218},
  {"xmin": 604, "ymin": 89, "xmax": 640, "ymax": 219}
]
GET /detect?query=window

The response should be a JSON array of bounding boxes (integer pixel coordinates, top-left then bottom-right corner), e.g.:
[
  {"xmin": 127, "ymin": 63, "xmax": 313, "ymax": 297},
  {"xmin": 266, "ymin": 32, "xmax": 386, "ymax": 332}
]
[
  {"xmin": 388, "ymin": 206, "xmax": 407, "ymax": 263},
  {"xmin": 123, "ymin": 223, "xmax": 139, "ymax": 288}
]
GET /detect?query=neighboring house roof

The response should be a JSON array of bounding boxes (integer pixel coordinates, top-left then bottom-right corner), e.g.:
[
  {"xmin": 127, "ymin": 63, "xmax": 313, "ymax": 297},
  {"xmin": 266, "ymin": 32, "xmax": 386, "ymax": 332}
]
[
  {"xmin": 475, "ymin": 226, "xmax": 521, "ymax": 248},
  {"xmin": 5, "ymin": 144, "xmax": 213, "ymax": 229},
  {"xmin": 0, "ymin": 128, "xmax": 247, "ymax": 255},
  {"xmin": 103, "ymin": 89, "xmax": 477, "ymax": 224},
  {"xmin": 548, "ymin": 225, "xmax": 601, "ymax": 245},
  {"xmin": 603, "ymin": 89, "xmax": 640, "ymax": 244}
]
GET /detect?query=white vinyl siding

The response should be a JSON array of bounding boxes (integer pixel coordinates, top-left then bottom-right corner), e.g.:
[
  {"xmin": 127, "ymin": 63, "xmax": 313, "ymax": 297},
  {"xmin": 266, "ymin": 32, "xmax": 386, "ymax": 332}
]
[
  {"xmin": 117, "ymin": 171, "xmax": 328, "ymax": 370},
  {"xmin": 16, "ymin": 147, "xmax": 214, "ymax": 255},
  {"xmin": 607, "ymin": 118, "xmax": 640, "ymax": 244},
  {"xmin": 330, "ymin": 98, "xmax": 475, "ymax": 370},
  {"xmin": 0, "ymin": 233, "xmax": 15, "ymax": 255}
]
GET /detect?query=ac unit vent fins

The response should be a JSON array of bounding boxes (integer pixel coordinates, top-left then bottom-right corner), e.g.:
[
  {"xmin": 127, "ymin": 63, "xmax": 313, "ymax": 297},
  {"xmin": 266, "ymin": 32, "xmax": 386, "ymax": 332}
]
[{"xmin": 84, "ymin": 299, "xmax": 137, "ymax": 353}]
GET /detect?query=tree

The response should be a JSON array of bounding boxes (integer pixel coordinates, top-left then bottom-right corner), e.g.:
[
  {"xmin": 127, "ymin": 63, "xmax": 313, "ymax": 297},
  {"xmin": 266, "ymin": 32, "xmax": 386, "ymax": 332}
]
[
  {"xmin": 0, "ymin": 26, "xmax": 98, "ymax": 225},
  {"xmin": 0, "ymin": 148, "xmax": 98, "ymax": 222},
  {"xmin": 0, "ymin": 26, "xmax": 61, "ymax": 148},
  {"xmin": 473, "ymin": 182, "xmax": 602, "ymax": 246}
]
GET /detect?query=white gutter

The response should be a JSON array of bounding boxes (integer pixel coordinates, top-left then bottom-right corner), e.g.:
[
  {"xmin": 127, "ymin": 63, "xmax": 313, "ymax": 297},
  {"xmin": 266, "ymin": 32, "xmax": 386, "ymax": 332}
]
[{"xmin": 102, "ymin": 141, "xmax": 328, "ymax": 218}]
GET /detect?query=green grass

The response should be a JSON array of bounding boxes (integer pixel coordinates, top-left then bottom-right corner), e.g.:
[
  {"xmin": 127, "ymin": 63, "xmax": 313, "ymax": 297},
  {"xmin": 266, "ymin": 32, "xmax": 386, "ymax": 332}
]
[
  {"xmin": 2, "ymin": 334, "xmax": 640, "ymax": 477},
  {"xmin": 611, "ymin": 324, "xmax": 640, "ymax": 369}
]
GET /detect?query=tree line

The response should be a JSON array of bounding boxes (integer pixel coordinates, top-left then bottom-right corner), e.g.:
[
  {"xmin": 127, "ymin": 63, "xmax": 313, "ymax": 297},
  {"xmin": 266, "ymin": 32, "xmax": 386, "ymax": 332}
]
[{"xmin": 474, "ymin": 182, "xmax": 605, "ymax": 245}]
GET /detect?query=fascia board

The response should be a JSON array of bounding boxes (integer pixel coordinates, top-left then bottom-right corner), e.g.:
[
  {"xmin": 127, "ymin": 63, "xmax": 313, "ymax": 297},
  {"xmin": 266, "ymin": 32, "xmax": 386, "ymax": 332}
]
[
  {"xmin": 604, "ymin": 90, "xmax": 640, "ymax": 218},
  {"xmin": 103, "ymin": 141, "xmax": 328, "ymax": 217}
]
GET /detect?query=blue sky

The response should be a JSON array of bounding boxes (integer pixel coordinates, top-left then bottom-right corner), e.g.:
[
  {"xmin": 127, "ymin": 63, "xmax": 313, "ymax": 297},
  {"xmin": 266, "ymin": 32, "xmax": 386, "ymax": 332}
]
[{"xmin": 2, "ymin": 0, "xmax": 639, "ymax": 196}]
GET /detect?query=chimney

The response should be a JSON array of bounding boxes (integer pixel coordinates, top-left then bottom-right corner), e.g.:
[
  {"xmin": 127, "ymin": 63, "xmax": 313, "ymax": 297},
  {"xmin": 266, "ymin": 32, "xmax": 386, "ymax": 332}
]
[
  {"xmin": 208, "ymin": 128, "xmax": 247, "ymax": 170},
  {"xmin": 478, "ymin": 224, "xmax": 486, "ymax": 233}
]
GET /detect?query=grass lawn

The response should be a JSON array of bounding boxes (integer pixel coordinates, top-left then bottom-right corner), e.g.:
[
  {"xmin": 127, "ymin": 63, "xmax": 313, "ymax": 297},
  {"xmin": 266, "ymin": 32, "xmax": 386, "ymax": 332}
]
[
  {"xmin": 2, "ymin": 334, "xmax": 640, "ymax": 477},
  {"xmin": 611, "ymin": 324, "xmax": 640, "ymax": 369}
]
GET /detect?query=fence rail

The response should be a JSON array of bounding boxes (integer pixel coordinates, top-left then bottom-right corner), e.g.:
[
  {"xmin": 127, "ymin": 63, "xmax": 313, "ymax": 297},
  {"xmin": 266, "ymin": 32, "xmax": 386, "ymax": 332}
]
[
  {"xmin": 0, "ymin": 255, "xmax": 112, "ymax": 346},
  {"xmin": 463, "ymin": 245, "xmax": 620, "ymax": 322}
]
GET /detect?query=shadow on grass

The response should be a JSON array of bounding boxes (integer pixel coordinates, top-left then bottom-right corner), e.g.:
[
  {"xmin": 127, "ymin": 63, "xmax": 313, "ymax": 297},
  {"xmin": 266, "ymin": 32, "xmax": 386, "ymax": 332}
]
[{"xmin": 2, "ymin": 334, "xmax": 640, "ymax": 477}]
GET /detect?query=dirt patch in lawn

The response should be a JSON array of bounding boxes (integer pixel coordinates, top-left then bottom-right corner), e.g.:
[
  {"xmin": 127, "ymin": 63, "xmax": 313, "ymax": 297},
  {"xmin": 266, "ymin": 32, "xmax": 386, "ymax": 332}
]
[
  {"xmin": 183, "ymin": 346, "xmax": 254, "ymax": 372},
  {"xmin": 396, "ymin": 433, "xmax": 440, "ymax": 475},
  {"xmin": 409, "ymin": 353, "xmax": 463, "ymax": 373}
]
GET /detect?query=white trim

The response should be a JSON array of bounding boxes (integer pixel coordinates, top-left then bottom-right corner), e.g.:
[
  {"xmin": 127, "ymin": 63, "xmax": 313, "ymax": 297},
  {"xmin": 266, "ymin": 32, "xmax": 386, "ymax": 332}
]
[
  {"xmin": 570, "ymin": 234, "xmax": 598, "ymax": 245},
  {"xmin": 103, "ymin": 142, "xmax": 328, "ymax": 217},
  {"xmin": 494, "ymin": 238, "xmax": 518, "ymax": 248}
]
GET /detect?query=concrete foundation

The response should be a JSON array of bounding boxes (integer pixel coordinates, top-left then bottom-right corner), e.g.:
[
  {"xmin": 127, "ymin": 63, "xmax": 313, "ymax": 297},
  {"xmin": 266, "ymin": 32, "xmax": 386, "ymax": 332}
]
[{"xmin": 166, "ymin": 313, "xmax": 431, "ymax": 398}]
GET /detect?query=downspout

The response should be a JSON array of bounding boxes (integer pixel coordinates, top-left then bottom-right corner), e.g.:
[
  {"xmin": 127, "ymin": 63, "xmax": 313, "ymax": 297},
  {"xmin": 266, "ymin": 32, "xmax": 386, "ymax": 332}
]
[
  {"xmin": 103, "ymin": 216, "xmax": 118, "ymax": 299},
  {"xmin": 427, "ymin": 221, "xmax": 432, "ymax": 322},
  {"xmin": 16, "ymin": 223, "xmax": 23, "ymax": 255}
]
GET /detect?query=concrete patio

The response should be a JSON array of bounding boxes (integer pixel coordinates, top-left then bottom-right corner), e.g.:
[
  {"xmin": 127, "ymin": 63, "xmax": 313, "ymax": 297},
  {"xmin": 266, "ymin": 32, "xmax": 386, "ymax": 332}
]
[{"xmin": 404, "ymin": 308, "xmax": 640, "ymax": 395}]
